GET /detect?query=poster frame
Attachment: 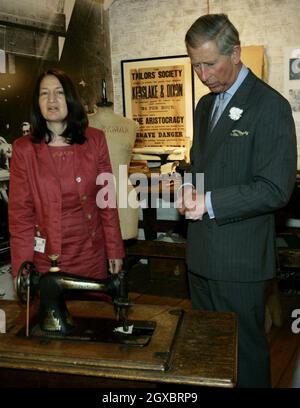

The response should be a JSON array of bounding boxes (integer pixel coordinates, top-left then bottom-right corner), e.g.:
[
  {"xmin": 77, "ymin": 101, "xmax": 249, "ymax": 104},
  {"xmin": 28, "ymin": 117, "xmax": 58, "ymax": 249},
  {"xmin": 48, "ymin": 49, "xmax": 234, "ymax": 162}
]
[{"xmin": 284, "ymin": 47, "xmax": 300, "ymax": 122}]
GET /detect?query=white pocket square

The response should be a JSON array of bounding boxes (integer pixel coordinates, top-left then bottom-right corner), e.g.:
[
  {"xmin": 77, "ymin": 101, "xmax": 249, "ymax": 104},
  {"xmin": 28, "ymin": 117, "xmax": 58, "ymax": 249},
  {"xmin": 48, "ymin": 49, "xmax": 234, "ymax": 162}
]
[{"xmin": 230, "ymin": 129, "xmax": 249, "ymax": 137}]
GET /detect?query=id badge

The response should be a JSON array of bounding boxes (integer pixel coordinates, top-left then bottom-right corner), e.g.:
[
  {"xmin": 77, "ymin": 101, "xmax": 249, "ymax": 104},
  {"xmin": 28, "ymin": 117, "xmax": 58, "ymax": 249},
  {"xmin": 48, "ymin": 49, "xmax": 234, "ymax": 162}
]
[{"xmin": 34, "ymin": 236, "xmax": 46, "ymax": 253}]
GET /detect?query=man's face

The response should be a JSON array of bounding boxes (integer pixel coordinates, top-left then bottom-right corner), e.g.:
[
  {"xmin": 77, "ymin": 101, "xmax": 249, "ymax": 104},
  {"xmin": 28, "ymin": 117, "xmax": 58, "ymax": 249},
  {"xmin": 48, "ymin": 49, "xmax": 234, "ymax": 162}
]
[{"xmin": 187, "ymin": 40, "xmax": 241, "ymax": 93}]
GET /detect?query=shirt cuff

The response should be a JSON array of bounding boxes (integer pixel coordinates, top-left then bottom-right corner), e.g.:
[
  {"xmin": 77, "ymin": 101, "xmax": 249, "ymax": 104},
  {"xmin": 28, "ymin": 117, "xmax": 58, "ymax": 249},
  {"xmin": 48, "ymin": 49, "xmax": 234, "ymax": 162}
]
[{"xmin": 205, "ymin": 191, "xmax": 215, "ymax": 219}]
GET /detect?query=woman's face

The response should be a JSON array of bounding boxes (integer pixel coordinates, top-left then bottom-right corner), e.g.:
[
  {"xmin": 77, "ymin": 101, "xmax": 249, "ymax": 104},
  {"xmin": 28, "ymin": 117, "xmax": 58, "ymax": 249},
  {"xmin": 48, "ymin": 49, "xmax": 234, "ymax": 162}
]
[{"xmin": 38, "ymin": 75, "xmax": 68, "ymax": 124}]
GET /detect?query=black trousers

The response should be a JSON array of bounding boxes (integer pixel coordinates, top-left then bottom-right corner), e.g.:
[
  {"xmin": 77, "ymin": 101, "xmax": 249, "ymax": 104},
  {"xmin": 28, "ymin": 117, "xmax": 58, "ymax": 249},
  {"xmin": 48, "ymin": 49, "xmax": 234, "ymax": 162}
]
[{"xmin": 188, "ymin": 271, "xmax": 271, "ymax": 388}]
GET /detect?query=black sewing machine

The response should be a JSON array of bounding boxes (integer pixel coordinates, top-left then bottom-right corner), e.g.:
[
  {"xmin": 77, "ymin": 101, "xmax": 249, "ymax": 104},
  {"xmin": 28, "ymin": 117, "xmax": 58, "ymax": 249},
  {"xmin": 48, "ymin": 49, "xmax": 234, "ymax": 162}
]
[{"xmin": 16, "ymin": 255, "xmax": 155, "ymax": 346}]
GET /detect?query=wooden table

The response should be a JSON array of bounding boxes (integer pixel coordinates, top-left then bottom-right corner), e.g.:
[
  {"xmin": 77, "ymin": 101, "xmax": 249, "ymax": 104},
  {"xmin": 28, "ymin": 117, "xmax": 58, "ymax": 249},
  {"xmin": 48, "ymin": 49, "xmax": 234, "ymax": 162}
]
[{"xmin": 0, "ymin": 299, "xmax": 237, "ymax": 388}]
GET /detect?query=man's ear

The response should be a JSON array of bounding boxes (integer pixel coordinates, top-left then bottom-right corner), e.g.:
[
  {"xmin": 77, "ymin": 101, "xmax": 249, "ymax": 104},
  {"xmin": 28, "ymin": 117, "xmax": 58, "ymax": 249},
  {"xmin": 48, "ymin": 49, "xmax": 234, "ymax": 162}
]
[{"xmin": 231, "ymin": 45, "xmax": 241, "ymax": 65}]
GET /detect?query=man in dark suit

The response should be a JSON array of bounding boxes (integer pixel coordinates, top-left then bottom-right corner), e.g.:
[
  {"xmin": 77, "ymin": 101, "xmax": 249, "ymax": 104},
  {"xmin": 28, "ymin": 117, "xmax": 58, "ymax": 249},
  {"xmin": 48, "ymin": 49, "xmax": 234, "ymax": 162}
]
[{"xmin": 177, "ymin": 14, "xmax": 297, "ymax": 387}]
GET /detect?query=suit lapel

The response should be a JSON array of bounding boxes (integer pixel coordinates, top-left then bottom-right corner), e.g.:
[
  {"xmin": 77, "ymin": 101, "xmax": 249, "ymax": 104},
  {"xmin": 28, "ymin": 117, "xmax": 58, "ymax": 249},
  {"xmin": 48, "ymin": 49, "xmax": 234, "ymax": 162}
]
[
  {"xmin": 201, "ymin": 94, "xmax": 216, "ymax": 147},
  {"xmin": 73, "ymin": 140, "xmax": 88, "ymax": 178},
  {"xmin": 73, "ymin": 137, "xmax": 93, "ymax": 197},
  {"xmin": 202, "ymin": 70, "xmax": 258, "ymax": 168},
  {"xmin": 36, "ymin": 139, "xmax": 60, "ymax": 181},
  {"xmin": 193, "ymin": 94, "xmax": 215, "ymax": 169}
]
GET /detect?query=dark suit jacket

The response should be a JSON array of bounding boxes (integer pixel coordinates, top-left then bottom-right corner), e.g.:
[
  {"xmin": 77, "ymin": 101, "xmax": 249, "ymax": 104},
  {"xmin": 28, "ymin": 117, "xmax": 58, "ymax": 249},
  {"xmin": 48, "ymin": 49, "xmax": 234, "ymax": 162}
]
[
  {"xmin": 9, "ymin": 127, "xmax": 125, "ymax": 278},
  {"xmin": 187, "ymin": 70, "xmax": 297, "ymax": 282}
]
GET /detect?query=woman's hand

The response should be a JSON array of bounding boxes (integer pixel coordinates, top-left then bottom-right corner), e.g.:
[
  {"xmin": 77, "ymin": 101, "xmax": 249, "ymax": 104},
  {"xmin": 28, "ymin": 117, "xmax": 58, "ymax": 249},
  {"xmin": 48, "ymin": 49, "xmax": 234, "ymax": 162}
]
[{"xmin": 108, "ymin": 259, "xmax": 123, "ymax": 274}]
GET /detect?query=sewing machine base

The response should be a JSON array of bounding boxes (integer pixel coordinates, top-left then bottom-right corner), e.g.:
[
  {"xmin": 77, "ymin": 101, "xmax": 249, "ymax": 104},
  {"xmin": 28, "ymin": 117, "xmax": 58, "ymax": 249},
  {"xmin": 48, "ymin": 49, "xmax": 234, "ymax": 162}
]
[{"xmin": 17, "ymin": 317, "xmax": 156, "ymax": 347}]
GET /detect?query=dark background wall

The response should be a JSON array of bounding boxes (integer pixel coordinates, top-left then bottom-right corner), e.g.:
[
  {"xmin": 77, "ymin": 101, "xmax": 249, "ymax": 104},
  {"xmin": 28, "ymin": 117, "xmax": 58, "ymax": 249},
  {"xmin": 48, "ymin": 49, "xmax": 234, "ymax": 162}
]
[{"xmin": 0, "ymin": 0, "xmax": 111, "ymax": 144}]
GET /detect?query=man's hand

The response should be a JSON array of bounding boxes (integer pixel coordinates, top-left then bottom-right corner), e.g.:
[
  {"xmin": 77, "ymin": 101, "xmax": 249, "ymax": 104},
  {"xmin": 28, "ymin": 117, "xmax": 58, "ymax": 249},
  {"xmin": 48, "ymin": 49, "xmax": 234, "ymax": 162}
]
[
  {"xmin": 175, "ymin": 185, "xmax": 207, "ymax": 220},
  {"xmin": 108, "ymin": 259, "xmax": 123, "ymax": 274}
]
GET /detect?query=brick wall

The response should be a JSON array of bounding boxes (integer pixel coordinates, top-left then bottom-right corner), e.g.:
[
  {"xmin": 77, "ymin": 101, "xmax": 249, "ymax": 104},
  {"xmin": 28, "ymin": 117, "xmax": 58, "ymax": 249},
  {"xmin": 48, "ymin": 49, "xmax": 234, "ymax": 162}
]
[{"xmin": 109, "ymin": 0, "xmax": 300, "ymax": 165}]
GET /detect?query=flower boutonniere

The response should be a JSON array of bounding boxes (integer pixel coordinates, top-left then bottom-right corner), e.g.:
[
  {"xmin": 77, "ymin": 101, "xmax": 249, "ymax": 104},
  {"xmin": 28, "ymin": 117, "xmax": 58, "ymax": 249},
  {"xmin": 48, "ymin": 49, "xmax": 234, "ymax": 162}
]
[{"xmin": 229, "ymin": 107, "xmax": 243, "ymax": 121}]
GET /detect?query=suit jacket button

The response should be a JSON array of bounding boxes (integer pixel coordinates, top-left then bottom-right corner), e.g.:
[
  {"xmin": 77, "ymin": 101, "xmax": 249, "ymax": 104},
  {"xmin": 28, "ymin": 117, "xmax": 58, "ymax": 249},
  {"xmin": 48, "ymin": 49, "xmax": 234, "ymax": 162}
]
[
  {"xmin": 75, "ymin": 176, "xmax": 81, "ymax": 183},
  {"xmin": 86, "ymin": 213, "xmax": 92, "ymax": 220}
]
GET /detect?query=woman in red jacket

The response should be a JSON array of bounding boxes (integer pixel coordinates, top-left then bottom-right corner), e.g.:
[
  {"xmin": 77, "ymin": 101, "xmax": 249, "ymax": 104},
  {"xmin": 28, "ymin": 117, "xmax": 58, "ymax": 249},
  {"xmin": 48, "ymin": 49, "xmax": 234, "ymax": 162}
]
[{"xmin": 9, "ymin": 68, "xmax": 124, "ymax": 280}]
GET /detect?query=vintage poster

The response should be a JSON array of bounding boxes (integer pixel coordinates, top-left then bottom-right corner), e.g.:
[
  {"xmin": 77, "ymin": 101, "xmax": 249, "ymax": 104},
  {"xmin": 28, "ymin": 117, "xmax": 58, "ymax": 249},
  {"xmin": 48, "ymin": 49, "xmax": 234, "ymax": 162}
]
[
  {"xmin": 284, "ymin": 47, "xmax": 300, "ymax": 121},
  {"xmin": 122, "ymin": 56, "xmax": 194, "ymax": 151}
]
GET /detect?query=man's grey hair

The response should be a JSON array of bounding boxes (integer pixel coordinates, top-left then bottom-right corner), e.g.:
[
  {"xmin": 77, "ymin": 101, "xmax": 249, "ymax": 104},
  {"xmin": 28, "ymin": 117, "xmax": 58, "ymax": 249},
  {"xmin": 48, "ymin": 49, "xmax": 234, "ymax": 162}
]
[{"xmin": 185, "ymin": 14, "xmax": 240, "ymax": 56}]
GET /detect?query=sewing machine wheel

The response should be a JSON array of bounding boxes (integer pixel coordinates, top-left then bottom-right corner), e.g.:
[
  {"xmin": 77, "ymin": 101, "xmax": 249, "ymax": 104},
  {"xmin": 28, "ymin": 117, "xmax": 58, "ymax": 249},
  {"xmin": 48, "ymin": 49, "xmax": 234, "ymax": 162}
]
[{"xmin": 16, "ymin": 261, "xmax": 38, "ymax": 304}]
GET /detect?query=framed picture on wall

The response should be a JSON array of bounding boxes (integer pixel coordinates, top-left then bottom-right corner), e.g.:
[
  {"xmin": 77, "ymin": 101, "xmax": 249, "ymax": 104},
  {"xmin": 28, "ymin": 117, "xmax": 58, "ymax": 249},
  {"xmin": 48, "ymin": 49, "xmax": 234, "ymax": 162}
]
[
  {"xmin": 284, "ymin": 47, "xmax": 300, "ymax": 121},
  {"xmin": 121, "ymin": 55, "xmax": 194, "ymax": 154}
]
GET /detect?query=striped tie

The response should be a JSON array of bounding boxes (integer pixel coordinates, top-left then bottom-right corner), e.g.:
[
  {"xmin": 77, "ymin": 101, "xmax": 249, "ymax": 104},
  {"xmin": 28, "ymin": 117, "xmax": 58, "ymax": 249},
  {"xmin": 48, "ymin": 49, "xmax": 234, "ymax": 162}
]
[{"xmin": 210, "ymin": 92, "xmax": 225, "ymax": 130}]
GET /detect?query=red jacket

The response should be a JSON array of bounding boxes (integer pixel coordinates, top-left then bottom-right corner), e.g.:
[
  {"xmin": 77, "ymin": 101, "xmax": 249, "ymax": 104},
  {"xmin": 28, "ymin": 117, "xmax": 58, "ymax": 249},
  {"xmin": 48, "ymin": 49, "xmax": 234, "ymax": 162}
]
[{"xmin": 8, "ymin": 127, "xmax": 125, "ymax": 278}]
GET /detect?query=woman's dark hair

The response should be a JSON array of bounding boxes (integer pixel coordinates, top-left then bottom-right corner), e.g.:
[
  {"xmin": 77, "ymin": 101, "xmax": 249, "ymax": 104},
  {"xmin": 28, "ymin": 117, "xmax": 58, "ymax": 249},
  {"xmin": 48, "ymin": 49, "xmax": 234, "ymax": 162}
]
[{"xmin": 31, "ymin": 68, "xmax": 88, "ymax": 144}]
